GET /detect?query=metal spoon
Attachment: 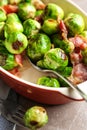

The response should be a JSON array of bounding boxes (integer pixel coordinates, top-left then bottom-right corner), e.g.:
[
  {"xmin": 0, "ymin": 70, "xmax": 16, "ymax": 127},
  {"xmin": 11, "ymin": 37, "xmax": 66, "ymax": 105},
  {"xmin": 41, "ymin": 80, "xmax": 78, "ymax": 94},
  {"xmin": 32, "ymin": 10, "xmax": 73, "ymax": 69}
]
[{"xmin": 28, "ymin": 58, "xmax": 87, "ymax": 101}]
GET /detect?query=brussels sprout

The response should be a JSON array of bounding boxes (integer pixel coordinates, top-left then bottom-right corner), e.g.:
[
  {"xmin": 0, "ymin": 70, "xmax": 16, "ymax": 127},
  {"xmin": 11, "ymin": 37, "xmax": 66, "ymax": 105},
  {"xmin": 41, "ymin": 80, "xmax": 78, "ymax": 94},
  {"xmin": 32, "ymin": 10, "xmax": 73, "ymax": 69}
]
[
  {"xmin": 57, "ymin": 66, "xmax": 72, "ymax": 77},
  {"xmin": 24, "ymin": 106, "xmax": 48, "ymax": 130},
  {"xmin": 82, "ymin": 48, "xmax": 87, "ymax": 64},
  {"xmin": 4, "ymin": 13, "xmax": 23, "ymax": 38},
  {"xmin": 23, "ymin": 19, "xmax": 41, "ymax": 38},
  {"xmin": 0, "ymin": 0, "xmax": 8, "ymax": 6},
  {"xmin": 37, "ymin": 76, "xmax": 60, "ymax": 88},
  {"xmin": 52, "ymin": 34, "xmax": 74, "ymax": 54},
  {"xmin": 18, "ymin": 2, "xmax": 36, "ymax": 21},
  {"xmin": 43, "ymin": 3, "xmax": 64, "ymax": 20},
  {"xmin": 0, "ymin": 9, "xmax": 6, "ymax": 22},
  {"xmin": 41, "ymin": 19, "xmax": 58, "ymax": 35},
  {"xmin": 27, "ymin": 33, "xmax": 51, "ymax": 62},
  {"xmin": 4, "ymin": 32, "xmax": 28, "ymax": 54},
  {"xmin": 0, "ymin": 22, "xmax": 5, "ymax": 39},
  {"xmin": 0, "ymin": 43, "xmax": 18, "ymax": 70},
  {"xmin": 64, "ymin": 13, "xmax": 85, "ymax": 36},
  {"xmin": 80, "ymin": 31, "xmax": 87, "ymax": 38},
  {"xmin": 37, "ymin": 48, "xmax": 68, "ymax": 71}
]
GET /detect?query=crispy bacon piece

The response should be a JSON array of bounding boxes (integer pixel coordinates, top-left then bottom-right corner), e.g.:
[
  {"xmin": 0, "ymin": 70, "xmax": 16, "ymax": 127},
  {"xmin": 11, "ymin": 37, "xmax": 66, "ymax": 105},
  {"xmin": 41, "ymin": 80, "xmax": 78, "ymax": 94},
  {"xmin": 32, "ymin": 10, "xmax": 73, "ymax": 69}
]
[
  {"xmin": 8, "ymin": 67, "xmax": 20, "ymax": 77},
  {"xmin": 68, "ymin": 63, "xmax": 87, "ymax": 84},
  {"xmin": 70, "ymin": 51, "xmax": 82, "ymax": 65},
  {"xmin": 69, "ymin": 35, "xmax": 87, "ymax": 50},
  {"xmin": 2, "ymin": 5, "xmax": 18, "ymax": 14},
  {"xmin": 59, "ymin": 20, "xmax": 68, "ymax": 40},
  {"xmin": 15, "ymin": 54, "xmax": 23, "ymax": 67}
]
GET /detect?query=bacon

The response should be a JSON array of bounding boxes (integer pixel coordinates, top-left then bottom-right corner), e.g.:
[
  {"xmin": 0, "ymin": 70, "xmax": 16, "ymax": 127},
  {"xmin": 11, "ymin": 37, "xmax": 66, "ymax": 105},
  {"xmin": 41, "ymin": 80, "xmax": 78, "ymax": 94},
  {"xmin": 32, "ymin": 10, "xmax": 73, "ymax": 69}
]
[
  {"xmin": 70, "ymin": 51, "xmax": 82, "ymax": 65},
  {"xmin": 59, "ymin": 20, "xmax": 68, "ymax": 40},
  {"xmin": 68, "ymin": 63, "xmax": 87, "ymax": 84},
  {"xmin": 69, "ymin": 35, "xmax": 87, "ymax": 50},
  {"xmin": 15, "ymin": 54, "xmax": 23, "ymax": 67}
]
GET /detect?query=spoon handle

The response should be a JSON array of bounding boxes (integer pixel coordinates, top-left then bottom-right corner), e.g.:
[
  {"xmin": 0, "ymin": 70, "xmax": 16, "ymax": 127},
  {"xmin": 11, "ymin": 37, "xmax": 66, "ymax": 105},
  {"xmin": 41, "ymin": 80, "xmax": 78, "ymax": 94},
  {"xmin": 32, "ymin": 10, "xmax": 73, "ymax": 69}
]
[{"xmin": 49, "ymin": 70, "xmax": 87, "ymax": 101}]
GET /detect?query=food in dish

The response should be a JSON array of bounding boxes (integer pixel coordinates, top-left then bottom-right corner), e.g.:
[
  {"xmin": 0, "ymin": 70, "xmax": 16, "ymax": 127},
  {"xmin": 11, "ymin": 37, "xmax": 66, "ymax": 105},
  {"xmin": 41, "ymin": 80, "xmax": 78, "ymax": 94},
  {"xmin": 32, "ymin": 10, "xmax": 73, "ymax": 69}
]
[{"xmin": 0, "ymin": 0, "xmax": 87, "ymax": 88}]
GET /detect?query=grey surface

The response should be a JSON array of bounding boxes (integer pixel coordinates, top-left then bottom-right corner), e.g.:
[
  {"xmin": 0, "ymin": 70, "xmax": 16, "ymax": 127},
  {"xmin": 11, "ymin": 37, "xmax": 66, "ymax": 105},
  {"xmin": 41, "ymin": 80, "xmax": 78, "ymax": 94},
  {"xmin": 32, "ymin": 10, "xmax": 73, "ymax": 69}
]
[{"xmin": 1, "ymin": 0, "xmax": 87, "ymax": 130}]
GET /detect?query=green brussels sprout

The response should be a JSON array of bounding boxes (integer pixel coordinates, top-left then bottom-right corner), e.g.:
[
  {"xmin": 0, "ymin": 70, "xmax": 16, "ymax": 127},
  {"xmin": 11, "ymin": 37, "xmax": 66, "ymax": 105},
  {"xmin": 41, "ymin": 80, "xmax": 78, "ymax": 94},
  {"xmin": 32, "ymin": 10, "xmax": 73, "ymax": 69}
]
[
  {"xmin": 0, "ymin": 43, "xmax": 18, "ymax": 70},
  {"xmin": 27, "ymin": 33, "xmax": 51, "ymax": 62},
  {"xmin": 18, "ymin": 2, "xmax": 36, "ymax": 21},
  {"xmin": 0, "ymin": 9, "xmax": 6, "ymax": 22},
  {"xmin": 4, "ymin": 13, "xmax": 23, "ymax": 38},
  {"xmin": 43, "ymin": 3, "xmax": 64, "ymax": 20},
  {"xmin": 81, "ymin": 48, "xmax": 87, "ymax": 64},
  {"xmin": 37, "ymin": 48, "xmax": 68, "ymax": 71},
  {"xmin": 80, "ymin": 31, "xmax": 87, "ymax": 38},
  {"xmin": 23, "ymin": 19, "xmax": 41, "ymax": 38},
  {"xmin": 57, "ymin": 66, "xmax": 72, "ymax": 77},
  {"xmin": 4, "ymin": 32, "xmax": 28, "ymax": 54},
  {"xmin": 37, "ymin": 76, "xmax": 60, "ymax": 88},
  {"xmin": 41, "ymin": 19, "xmax": 58, "ymax": 35},
  {"xmin": 64, "ymin": 13, "xmax": 85, "ymax": 36},
  {"xmin": 0, "ymin": 0, "xmax": 8, "ymax": 6},
  {"xmin": 52, "ymin": 34, "xmax": 74, "ymax": 54},
  {"xmin": 24, "ymin": 106, "xmax": 48, "ymax": 130},
  {"xmin": 0, "ymin": 22, "xmax": 5, "ymax": 39}
]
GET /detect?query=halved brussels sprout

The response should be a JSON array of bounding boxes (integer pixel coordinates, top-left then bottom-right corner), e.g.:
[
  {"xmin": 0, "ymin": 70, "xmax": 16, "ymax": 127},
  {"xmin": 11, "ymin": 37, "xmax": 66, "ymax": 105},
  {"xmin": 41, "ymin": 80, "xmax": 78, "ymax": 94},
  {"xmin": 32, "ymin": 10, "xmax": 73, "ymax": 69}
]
[
  {"xmin": 27, "ymin": 33, "xmax": 51, "ymax": 62},
  {"xmin": 23, "ymin": 19, "xmax": 41, "ymax": 38},
  {"xmin": 24, "ymin": 106, "xmax": 48, "ymax": 130},
  {"xmin": 37, "ymin": 76, "xmax": 60, "ymax": 88},
  {"xmin": 0, "ymin": 43, "xmax": 18, "ymax": 70},
  {"xmin": 37, "ymin": 48, "xmax": 68, "ymax": 71},
  {"xmin": 4, "ymin": 32, "xmax": 28, "ymax": 54},
  {"xmin": 42, "ymin": 19, "xmax": 58, "ymax": 35},
  {"xmin": 43, "ymin": 3, "xmax": 64, "ymax": 20},
  {"xmin": 4, "ymin": 13, "xmax": 23, "ymax": 38},
  {"xmin": 18, "ymin": 2, "xmax": 36, "ymax": 21},
  {"xmin": 64, "ymin": 13, "xmax": 85, "ymax": 36}
]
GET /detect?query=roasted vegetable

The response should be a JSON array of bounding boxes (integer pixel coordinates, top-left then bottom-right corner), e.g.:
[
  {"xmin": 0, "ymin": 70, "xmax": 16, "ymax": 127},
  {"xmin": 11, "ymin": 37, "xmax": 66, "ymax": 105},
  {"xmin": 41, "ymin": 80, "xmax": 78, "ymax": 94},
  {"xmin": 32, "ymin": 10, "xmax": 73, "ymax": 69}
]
[
  {"xmin": 23, "ymin": 18, "xmax": 41, "ymax": 38},
  {"xmin": 4, "ymin": 32, "xmax": 28, "ymax": 54},
  {"xmin": 37, "ymin": 76, "xmax": 60, "ymax": 88},
  {"xmin": 24, "ymin": 106, "xmax": 48, "ymax": 130},
  {"xmin": 52, "ymin": 34, "xmax": 74, "ymax": 54},
  {"xmin": 18, "ymin": 2, "xmax": 36, "ymax": 21},
  {"xmin": 0, "ymin": 42, "xmax": 18, "ymax": 70},
  {"xmin": 4, "ymin": 13, "xmax": 23, "ymax": 38},
  {"xmin": 64, "ymin": 13, "xmax": 85, "ymax": 36},
  {"xmin": 27, "ymin": 33, "xmax": 51, "ymax": 62},
  {"xmin": 43, "ymin": 3, "xmax": 64, "ymax": 20},
  {"xmin": 42, "ymin": 19, "xmax": 58, "ymax": 35},
  {"xmin": 37, "ymin": 48, "xmax": 68, "ymax": 71}
]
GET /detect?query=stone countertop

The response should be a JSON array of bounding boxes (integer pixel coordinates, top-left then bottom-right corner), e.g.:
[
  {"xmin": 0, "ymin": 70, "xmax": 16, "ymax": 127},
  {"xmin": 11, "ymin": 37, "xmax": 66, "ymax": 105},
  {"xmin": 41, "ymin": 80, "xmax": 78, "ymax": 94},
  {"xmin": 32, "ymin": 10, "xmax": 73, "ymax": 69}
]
[{"xmin": 1, "ymin": 0, "xmax": 87, "ymax": 130}]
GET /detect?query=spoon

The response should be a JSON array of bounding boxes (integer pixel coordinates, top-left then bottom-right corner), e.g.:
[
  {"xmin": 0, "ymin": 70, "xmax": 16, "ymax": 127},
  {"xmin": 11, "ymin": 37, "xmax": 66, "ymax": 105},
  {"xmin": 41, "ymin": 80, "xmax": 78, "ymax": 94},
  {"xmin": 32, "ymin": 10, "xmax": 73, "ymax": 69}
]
[{"xmin": 28, "ymin": 58, "xmax": 87, "ymax": 101}]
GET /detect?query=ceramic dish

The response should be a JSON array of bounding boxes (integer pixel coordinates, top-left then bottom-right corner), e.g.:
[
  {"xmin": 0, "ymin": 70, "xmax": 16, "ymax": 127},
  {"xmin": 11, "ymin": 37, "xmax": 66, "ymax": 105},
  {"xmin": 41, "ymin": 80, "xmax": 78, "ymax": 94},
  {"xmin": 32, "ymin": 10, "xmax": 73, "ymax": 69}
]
[{"xmin": 0, "ymin": 0, "xmax": 87, "ymax": 105}]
